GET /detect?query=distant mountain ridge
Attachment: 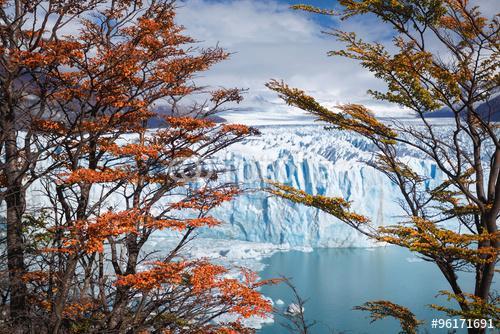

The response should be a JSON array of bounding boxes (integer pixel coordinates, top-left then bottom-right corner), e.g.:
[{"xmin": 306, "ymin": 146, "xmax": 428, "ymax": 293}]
[
  {"xmin": 422, "ymin": 95, "xmax": 500, "ymax": 121},
  {"xmin": 147, "ymin": 105, "xmax": 226, "ymax": 128}
]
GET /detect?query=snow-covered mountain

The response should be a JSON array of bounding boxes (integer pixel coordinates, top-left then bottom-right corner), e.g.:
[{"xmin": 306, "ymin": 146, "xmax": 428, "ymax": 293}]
[{"xmin": 197, "ymin": 124, "xmax": 445, "ymax": 247}]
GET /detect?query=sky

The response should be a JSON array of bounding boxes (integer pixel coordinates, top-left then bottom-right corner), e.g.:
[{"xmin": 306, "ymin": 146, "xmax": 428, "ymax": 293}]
[
  {"xmin": 16, "ymin": 0, "xmax": 499, "ymax": 125},
  {"xmin": 174, "ymin": 0, "xmax": 405, "ymax": 125}
]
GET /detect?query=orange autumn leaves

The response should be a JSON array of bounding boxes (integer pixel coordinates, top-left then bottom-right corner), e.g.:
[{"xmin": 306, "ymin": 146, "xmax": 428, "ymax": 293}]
[
  {"xmin": 167, "ymin": 116, "xmax": 216, "ymax": 131},
  {"xmin": 46, "ymin": 187, "xmax": 237, "ymax": 254},
  {"xmin": 11, "ymin": 4, "xmax": 229, "ymax": 121},
  {"xmin": 61, "ymin": 168, "xmax": 129, "ymax": 185},
  {"xmin": 51, "ymin": 118, "xmax": 254, "ymax": 187},
  {"xmin": 2, "ymin": 1, "xmax": 273, "ymax": 332},
  {"xmin": 33, "ymin": 109, "xmax": 155, "ymax": 135},
  {"xmin": 116, "ymin": 261, "xmax": 276, "ymax": 318},
  {"xmin": 5, "ymin": 39, "xmax": 84, "ymax": 69}
]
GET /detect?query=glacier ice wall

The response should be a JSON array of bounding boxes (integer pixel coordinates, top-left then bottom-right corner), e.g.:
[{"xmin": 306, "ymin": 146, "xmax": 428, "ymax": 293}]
[
  {"xmin": 16, "ymin": 125, "xmax": 445, "ymax": 248},
  {"xmin": 198, "ymin": 125, "xmax": 443, "ymax": 247}
]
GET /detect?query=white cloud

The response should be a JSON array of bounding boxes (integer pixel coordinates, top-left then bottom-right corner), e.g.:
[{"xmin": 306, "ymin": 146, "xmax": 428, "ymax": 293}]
[
  {"xmin": 176, "ymin": 0, "xmax": 499, "ymax": 124},
  {"xmin": 175, "ymin": 0, "xmax": 402, "ymax": 125}
]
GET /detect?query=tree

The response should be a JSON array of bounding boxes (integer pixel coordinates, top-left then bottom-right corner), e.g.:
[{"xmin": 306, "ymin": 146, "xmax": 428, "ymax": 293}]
[
  {"xmin": 266, "ymin": 1, "xmax": 499, "ymax": 333},
  {"xmin": 276, "ymin": 278, "xmax": 317, "ymax": 334},
  {"xmin": 354, "ymin": 301, "xmax": 423, "ymax": 334},
  {"xmin": 0, "ymin": 0, "xmax": 276, "ymax": 332}
]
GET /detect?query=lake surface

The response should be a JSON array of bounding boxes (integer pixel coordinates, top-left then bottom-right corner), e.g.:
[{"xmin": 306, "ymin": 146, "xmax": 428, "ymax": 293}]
[{"xmin": 258, "ymin": 247, "xmax": 497, "ymax": 334}]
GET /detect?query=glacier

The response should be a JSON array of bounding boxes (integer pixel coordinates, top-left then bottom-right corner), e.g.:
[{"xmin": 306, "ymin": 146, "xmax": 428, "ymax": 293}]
[
  {"xmin": 194, "ymin": 124, "xmax": 445, "ymax": 247},
  {"xmin": 15, "ymin": 123, "xmax": 447, "ymax": 248}
]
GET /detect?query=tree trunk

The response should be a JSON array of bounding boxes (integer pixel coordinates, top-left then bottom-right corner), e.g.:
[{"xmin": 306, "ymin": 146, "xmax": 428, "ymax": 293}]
[
  {"xmin": 476, "ymin": 210, "xmax": 498, "ymax": 296},
  {"xmin": 470, "ymin": 210, "xmax": 498, "ymax": 334},
  {"xmin": 5, "ymin": 184, "xmax": 27, "ymax": 326},
  {"xmin": 4, "ymin": 118, "xmax": 27, "ymax": 327},
  {"xmin": 49, "ymin": 254, "xmax": 78, "ymax": 334},
  {"xmin": 108, "ymin": 239, "xmax": 140, "ymax": 330}
]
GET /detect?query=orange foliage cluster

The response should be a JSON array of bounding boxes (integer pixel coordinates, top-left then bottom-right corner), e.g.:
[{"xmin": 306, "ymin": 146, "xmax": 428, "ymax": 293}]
[
  {"xmin": 34, "ymin": 110, "xmax": 154, "ymax": 137},
  {"xmin": 32, "ymin": 119, "xmax": 67, "ymax": 135},
  {"xmin": 104, "ymin": 142, "xmax": 161, "ymax": 160},
  {"xmin": 51, "ymin": 210, "xmax": 225, "ymax": 254},
  {"xmin": 166, "ymin": 117, "xmax": 216, "ymax": 131},
  {"xmin": 27, "ymin": 295, "xmax": 51, "ymax": 313},
  {"xmin": 11, "ymin": 40, "xmax": 84, "ymax": 69},
  {"xmin": 115, "ymin": 261, "xmax": 187, "ymax": 290},
  {"xmin": 61, "ymin": 168, "xmax": 128, "ymax": 185},
  {"xmin": 221, "ymin": 124, "xmax": 252, "ymax": 135},
  {"xmin": 117, "ymin": 261, "xmax": 274, "ymax": 319},
  {"xmin": 72, "ymin": 110, "xmax": 154, "ymax": 133},
  {"xmin": 121, "ymin": 9, "xmax": 192, "ymax": 51},
  {"xmin": 145, "ymin": 216, "xmax": 222, "ymax": 231},
  {"xmin": 22, "ymin": 271, "xmax": 50, "ymax": 284},
  {"xmin": 75, "ymin": 210, "xmax": 142, "ymax": 253},
  {"xmin": 62, "ymin": 299, "xmax": 96, "ymax": 320}
]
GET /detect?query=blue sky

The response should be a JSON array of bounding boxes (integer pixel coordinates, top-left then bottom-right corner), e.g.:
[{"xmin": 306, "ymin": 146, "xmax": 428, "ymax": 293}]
[
  {"xmin": 184, "ymin": 0, "xmax": 341, "ymax": 27},
  {"xmin": 275, "ymin": 0, "xmax": 342, "ymax": 26}
]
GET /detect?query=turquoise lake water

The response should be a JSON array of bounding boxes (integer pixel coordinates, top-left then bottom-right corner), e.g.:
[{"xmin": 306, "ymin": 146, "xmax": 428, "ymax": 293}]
[{"xmin": 258, "ymin": 247, "xmax": 498, "ymax": 334}]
